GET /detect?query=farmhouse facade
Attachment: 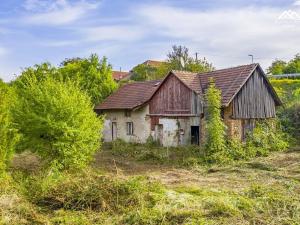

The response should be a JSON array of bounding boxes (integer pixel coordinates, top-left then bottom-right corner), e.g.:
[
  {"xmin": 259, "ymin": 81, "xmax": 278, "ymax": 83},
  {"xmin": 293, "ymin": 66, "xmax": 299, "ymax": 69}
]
[{"xmin": 95, "ymin": 63, "xmax": 281, "ymax": 146}]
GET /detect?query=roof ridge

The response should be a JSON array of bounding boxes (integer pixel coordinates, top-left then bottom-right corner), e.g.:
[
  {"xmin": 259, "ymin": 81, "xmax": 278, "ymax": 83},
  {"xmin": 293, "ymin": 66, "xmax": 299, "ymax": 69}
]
[
  {"xmin": 171, "ymin": 70, "xmax": 198, "ymax": 74},
  {"xmin": 198, "ymin": 63, "xmax": 258, "ymax": 75},
  {"xmin": 124, "ymin": 79, "xmax": 162, "ymax": 85}
]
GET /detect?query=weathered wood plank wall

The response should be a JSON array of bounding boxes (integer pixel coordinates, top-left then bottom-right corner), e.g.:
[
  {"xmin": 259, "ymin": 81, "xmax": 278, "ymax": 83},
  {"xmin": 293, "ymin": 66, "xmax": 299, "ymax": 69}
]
[
  {"xmin": 149, "ymin": 74, "xmax": 202, "ymax": 115},
  {"xmin": 232, "ymin": 69, "xmax": 276, "ymax": 119}
]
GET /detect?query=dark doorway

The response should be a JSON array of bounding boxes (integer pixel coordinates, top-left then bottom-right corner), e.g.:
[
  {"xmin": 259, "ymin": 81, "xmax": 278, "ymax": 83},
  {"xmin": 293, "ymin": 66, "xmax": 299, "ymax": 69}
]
[{"xmin": 191, "ymin": 126, "xmax": 199, "ymax": 145}]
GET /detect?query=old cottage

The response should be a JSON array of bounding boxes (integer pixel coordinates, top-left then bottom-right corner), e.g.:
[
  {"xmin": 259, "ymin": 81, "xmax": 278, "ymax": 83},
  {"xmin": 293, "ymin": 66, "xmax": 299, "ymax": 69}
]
[{"xmin": 95, "ymin": 63, "xmax": 281, "ymax": 146}]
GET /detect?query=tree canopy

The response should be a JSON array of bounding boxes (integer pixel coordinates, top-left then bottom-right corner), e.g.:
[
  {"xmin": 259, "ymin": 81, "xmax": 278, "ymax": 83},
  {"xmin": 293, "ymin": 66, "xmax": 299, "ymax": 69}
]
[
  {"xmin": 13, "ymin": 54, "xmax": 117, "ymax": 105},
  {"xmin": 13, "ymin": 77, "xmax": 103, "ymax": 170},
  {"xmin": 131, "ymin": 45, "xmax": 214, "ymax": 81},
  {"xmin": 0, "ymin": 80, "xmax": 19, "ymax": 172},
  {"xmin": 167, "ymin": 45, "xmax": 214, "ymax": 72},
  {"xmin": 268, "ymin": 54, "xmax": 300, "ymax": 75}
]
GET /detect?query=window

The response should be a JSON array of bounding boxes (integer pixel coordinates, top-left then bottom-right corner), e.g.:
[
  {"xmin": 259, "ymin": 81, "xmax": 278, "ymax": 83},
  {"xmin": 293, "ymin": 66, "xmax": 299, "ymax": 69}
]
[
  {"xmin": 126, "ymin": 122, "xmax": 134, "ymax": 135},
  {"xmin": 125, "ymin": 110, "xmax": 131, "ymax": 117}
]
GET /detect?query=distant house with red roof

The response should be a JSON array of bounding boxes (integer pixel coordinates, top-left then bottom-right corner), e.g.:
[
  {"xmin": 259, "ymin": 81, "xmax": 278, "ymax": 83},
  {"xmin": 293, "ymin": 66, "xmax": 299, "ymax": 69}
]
[
  {"xmin": 112, "ymin": 71, "xmax": 130, "ymax": 82},
  {"xmin": 112, "ymin": 60, "xmax": 164, "ymax": 82},
  {"xmin": 142, "ymin": 60, "xmax": 165, "ymax": 67},
  {"xmin": 96, "ymin": 64, "xmax": 281, "ymax": 146}
]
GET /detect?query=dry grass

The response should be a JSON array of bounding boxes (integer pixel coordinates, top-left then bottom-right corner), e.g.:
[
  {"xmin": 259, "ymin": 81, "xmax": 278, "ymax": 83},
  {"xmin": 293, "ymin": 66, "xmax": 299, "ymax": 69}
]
[
  {"xmin": 93, "ymin": 145, "xmax": 300, "ymax": 190},
  {"xmin": 5, "ymin": 146, "xmax": 300, "ymax": 224}
]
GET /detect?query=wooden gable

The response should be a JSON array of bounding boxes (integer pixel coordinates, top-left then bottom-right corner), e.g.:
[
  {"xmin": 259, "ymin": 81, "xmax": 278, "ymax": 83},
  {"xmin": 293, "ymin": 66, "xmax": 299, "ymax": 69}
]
[
  {"xmin": 149, "ymin": 72, "xmax": 202, "ymax": 115},
  {"xmin": 231, "ymin": 68, "xmax": 278, "ymax": 119}
]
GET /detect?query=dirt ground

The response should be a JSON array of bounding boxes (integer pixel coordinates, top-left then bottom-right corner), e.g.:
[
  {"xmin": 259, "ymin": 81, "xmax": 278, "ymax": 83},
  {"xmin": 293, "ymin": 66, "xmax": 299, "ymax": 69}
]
[
  {"xmin": 12, "ymin": 147, "xmax": 300, "ymax": 191},
  {"xmin": 92, "ymin": 146, "xmax": 300, "ymax": 190}
]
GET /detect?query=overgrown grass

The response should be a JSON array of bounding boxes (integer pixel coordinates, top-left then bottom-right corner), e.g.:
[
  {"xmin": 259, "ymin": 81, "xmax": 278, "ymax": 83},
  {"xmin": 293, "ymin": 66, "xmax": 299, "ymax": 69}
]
[
  {"xmin": 110, "ymin": 139, "xmax": 206, "ymax": 167},
  {"xmin": 2, "ymin": 145, "xmax": 300, "ymax": 224},
  {"xmin": 1, "ymin": 153, "xmax": 300, "ymax": 225}
]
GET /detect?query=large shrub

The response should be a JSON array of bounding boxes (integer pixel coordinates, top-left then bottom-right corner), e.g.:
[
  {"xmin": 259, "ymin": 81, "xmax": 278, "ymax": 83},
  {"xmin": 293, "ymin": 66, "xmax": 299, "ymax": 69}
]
[
  {"xmin": 0, "ymin": 80, "xmax": 19, "ymax": 172},
  {"xmin": 13, "ymin": 54, "xmax": 117, "ymax": 106},
  {"xmin": 277, "ymin": 103, "xmax": 300, "ymax": 143},
  {"xmin": 205, "ymin": 80, "xmax": 227, "ymax": 163},
  {"xmin": 13, "ymin": 77, "xmax": 103, "ymax": 170},
  {"xmin": 245, "ymin": 120, "xmax": 289, "ymax": 156},
  {"xmin": 59, "ymin": 54, "xmax": 117, "ymax": 105}
]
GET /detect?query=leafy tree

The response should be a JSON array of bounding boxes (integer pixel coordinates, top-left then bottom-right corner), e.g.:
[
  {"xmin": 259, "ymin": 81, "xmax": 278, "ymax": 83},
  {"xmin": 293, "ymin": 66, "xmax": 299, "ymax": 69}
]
[
  {"xmin": 0, "ymin": 80, "xmax": 19, "ymax": 172},
  {"xmin": 59, "ymin": 54, "xmax": 117, "ymax": 105},
  {"xmin": 267, "ymin": 60, "xmax": 286, "ymax": 75},
  {"xmin": 167, "ymin": 45, "xmax": 214, "ymax": 72},
  {"xmin": 13, "ymin": 77, "xmax": 103, "ymax": 170},
  {"xmin": 13, "ymin": 63, "xmax": 58, "ymax": 89},
  {"xmin": 268, "ymin": 54, "xmax": 300, "ymax": 75},
  {"xmin": 284, "ymin": 54, "xmax": 300, "ymax": 74},
  {"xmin": 131, "ymin": 64, "xmax": 157, "ymax": 81},
  {"xmin": 13, "ymin": 54, "xmax": 117, "ymax": 105},
  {"xmin": 205, "ymin": 79, "xmax": 227, "ymax": 163},
  {"xmin": 131, "ymin": 45, "xmax": 214, "ymax": 81},
  {"xmin": 131, "ymin": 62, "xmax": 170, "ymax": 81}
]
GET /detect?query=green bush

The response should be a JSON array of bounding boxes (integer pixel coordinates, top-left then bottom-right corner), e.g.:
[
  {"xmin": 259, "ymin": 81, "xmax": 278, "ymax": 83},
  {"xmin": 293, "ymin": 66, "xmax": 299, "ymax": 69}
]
[
  {"xmin": 13, "ymin": 77, "xmax": 103, "ymax": 170},
  {"xmin": 226, "ymin": 138, "xmax": 255, "ymax": 160},
  {"xmin": 204, "ymin": 80, "xmax": 228, "ymax": 163},
  {"xmin": 246, "ymin": 120, "xmax": 289, "ymax": 156},
  {"xmin": 0, "ymin": 81, "xmax": 19, "ymax": 172},
  {"xmin": 278, "ymin": 102, "xmax": 300, "ymax": 142}
]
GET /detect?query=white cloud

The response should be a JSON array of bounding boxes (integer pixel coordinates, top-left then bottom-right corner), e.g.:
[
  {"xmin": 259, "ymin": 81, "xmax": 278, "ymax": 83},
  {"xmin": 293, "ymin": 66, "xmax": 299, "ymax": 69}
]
[
  {"xmin": 23, "ymin": 0, "xmax": 52, "ymax": 11},
  {"xmin": 23, "ymin": 0, "xmax": 99, "ymax": 25},
  {"xmin": 81, "ymin": 25, "xmax": 146, "ymax": 42},
  {"xmin": 136, "ymin": 4, "xmax": 300, "ymax": 69},
  {"xmin": 0, "ymin": 47, "xmax": 8, "ymax": 56},
  {"xmin": 293, "ymin": 0, "xmax": 300, "ymax": 6},
  {"xmin": 40, "ymin": 40, "xmax": 80, "ymax": 47}
]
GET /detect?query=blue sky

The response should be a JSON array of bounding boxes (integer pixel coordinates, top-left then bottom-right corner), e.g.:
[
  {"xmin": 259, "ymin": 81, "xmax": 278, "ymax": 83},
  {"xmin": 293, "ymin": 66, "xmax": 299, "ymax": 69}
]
[{"xmin": 0, "ymin": 0, "xmax": 300, "ymax": 81}]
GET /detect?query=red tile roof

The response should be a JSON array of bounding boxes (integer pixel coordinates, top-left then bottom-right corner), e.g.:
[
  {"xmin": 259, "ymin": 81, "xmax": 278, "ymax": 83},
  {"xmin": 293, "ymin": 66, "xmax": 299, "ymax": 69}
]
[
  {"xmin": 171, "ymin": 70, "xmax": 202, "ymax": 94},
  {"xmin": 97, "ymin": 63, "xmax": 280, "ymax": 110},
  {"xmin": 95, "ymin": 80, "xmax": 161, "ymax": 110},
  {"xmin": 199, "ymin": 64, "xmax": 258, "ymax": 106},
  {"xmin": 142, "ymin": 60, "xmax": 164, "ymax": 67},
  {"xmin": 112, "ymin": 71, "xmax": 130, "ymax": 81}
]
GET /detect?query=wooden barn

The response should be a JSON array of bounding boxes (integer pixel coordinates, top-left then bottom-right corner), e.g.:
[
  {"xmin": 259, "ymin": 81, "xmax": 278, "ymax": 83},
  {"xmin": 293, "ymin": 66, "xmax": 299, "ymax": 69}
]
[{"xmin": 95, "ymin": 63, "xmax": 281, "ymax": 146}]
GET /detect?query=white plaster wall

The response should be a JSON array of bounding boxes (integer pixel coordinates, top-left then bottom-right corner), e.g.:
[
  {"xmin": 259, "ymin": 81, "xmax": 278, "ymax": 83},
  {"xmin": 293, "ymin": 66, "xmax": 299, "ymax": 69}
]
[
  {"xmin": 157, "ymin": 117, "xmax": 200, "ymax": 147},
  {"xmin": 102, "ymin": 105, "xmax": 151, "ymax": 143}
]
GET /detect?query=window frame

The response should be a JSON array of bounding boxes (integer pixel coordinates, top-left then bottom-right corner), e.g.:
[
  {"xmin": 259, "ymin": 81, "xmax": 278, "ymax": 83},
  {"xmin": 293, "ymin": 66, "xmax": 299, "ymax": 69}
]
[{"xmin": 126, "ymin": 122, "xmax": 134, "ymax": 135}]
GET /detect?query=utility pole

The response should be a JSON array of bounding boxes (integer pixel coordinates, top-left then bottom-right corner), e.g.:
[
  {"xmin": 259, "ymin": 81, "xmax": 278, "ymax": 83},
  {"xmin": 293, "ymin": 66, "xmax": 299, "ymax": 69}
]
[
  {"xmin": 195, "ymin": 52, "xmax": 199, "ymax": 61},
  {"xmin": 248, "ymin": 54, "xmax": 254, "ymax": 63}
]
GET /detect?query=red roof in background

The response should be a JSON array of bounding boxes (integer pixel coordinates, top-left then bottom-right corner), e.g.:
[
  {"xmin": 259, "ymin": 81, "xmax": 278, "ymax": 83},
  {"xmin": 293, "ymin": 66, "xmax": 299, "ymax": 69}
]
[
  {"xmin": 112, "ymin": 71, "xmax": 130, "ymax": 81},
  {"xmin": 142, "ymin": 60, "xmax": 164, "ymax": 67},
  {"xmin": 95, "ymin": 80, "xmax": 161, "ymax": 110}
]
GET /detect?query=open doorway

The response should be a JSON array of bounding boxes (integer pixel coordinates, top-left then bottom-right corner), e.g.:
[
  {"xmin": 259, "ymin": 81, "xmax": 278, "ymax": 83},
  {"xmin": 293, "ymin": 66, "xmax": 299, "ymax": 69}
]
[{"xmin": 191, "ymin": 126, "xmax": 199, "ymax": 145}]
